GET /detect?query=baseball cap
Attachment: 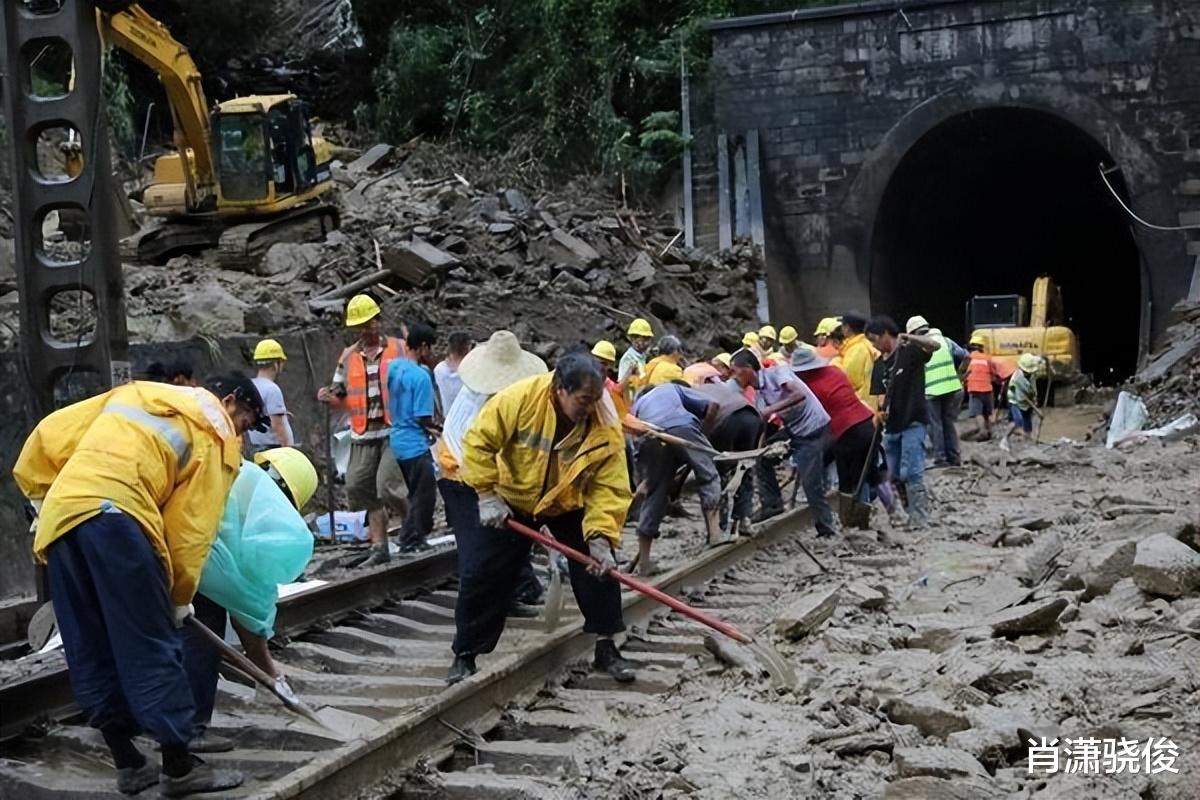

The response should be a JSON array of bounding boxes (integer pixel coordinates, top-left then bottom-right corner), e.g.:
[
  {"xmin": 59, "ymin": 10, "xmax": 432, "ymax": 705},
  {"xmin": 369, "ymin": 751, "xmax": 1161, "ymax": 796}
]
[{"xmin": 205, "ymin": 373, "xmax": 268, "ymax": 432}]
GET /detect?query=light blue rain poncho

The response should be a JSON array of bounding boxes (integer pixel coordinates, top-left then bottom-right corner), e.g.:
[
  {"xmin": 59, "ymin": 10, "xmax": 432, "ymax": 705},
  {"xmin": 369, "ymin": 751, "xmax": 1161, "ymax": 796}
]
[{"xmin": 197, "ymin": 460, "xmax": 314, "ymax": 638}]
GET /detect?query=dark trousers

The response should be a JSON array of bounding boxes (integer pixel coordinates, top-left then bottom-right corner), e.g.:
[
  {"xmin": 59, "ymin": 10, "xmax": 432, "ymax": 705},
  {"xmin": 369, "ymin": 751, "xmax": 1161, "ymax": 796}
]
[
  {"xmin": 926, "ymin": 390, "xmax": 963, "ymax": 466},
  {"xmin": 397, "ymin": 451, "xmax": 437, "ymax": 545},
  {"xmin": 833, "ymin": 418, "xmax": 879, "ymax": 496},
  {"xmin": 636, "ymin": 426, "xmax": 721, "ymax": 539},
  {"xmin": 46, "ymin": 511, "xmax": 195, "ymax": 751},
  {"xmin": 453, "ymin": 509, "xmax": 623, "ymax": 656},
  {"xmin": 758, "ymin": 423, "xmax": 837, "ymax": 535},
  {"xmin": 440, "ymin": 478, "xmax": 542, "ymax": 606},
  {"xmin": 711, "ymin": 407, "xmax": 762, "ymax": 522},
  {"xmin": 180, "ymin": 593, "xmax": 227, "ymax": 729}
]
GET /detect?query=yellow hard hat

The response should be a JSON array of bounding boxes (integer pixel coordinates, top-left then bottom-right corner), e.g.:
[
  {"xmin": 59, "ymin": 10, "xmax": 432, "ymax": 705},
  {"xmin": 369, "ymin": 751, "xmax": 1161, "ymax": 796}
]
[
  {"xmin": 969, "ymin": 333, "xmax": 987, "ymax": 347},
  {"xmin": 813, "ymin": 317, "xmax": 841, "ymax": 336},
  {"xmin": 714, "ymin": 353, "xmax": 732, "ymax": 368},
  {"xmin": 1018, "ymin": 353, "xmax": 1043, "ymax": 373},
  {"xmin": 345, "ymin": 294, "xmax": 381, "ymax": 327},
  {"xmin": 591, "ymin": 340, "xmax": 617, "ymax": 362},
  {"xmin": 778, "ymin": 325, "xmax": 798, "ymax": 345},
  {"xmin": 758, "ymin": 325, "xmax": 778, "ymax": 341},
  {"xmin": 254, "ymin": 447, "xmax": 319, "ymax": 510},
  {"xmin": 627, "ymin": 318, "xmax": 654, "ymax": 338},
  {"xmin": 742, "ymin": 331, "xmax": 759, "ymax": 347},
  {"xmin": 253, "ymin": 338, "xmax": 287, "ymax": 362}
]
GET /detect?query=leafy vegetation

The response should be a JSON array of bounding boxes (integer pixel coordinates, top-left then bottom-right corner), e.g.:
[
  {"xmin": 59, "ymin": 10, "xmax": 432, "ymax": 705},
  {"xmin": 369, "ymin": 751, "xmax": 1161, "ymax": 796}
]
[{"xmin": 361, "ymin": 1, "xmax": 836, "ymax": 187}]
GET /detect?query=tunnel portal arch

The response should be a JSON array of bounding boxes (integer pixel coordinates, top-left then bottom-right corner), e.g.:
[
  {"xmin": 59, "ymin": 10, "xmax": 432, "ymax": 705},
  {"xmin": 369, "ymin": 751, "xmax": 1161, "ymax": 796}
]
[{"xmin": 867, "ymin": 106, "xmax": 1144, "ymax": 383}]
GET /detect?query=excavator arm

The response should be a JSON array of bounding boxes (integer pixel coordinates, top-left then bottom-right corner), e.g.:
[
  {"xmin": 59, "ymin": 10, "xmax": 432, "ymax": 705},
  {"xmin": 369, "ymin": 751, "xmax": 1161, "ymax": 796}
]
[
  {"xmin": 1029, "ymin": 275, "xmax": 1066, "ymax": 329},
  {"xmin": 97, "ymin": 2, "xmax": 214, "ymax": 210}
]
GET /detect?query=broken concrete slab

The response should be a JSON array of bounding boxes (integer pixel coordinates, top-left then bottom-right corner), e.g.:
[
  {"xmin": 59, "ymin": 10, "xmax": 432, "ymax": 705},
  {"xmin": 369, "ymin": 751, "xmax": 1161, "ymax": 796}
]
[
  {"xmin": 989, "ymin": 597, "xmax": 1069, "ymax": 637},
  {"xmin": 775, "ymin": 585, "xmax": 840, "ymax": 640},
  {"xmin": 1133, "ymin": 534, "xmax": 1200, "ymax": 598},
  {"xmin": 549, "ymin": 229, "xmax": 601, "ymax": 268},
  {"xmin": 893, "ymin": 746, "xmax": 988, "ymax": 779},
  {"xmin": 884, "ymin": 693, "xmax": 971, "ymax": 739},
  {"xmin": 625, "ymin": 251, "xmax": 656, "ymax": 284},
  {"xmin": 259, "ymin": 242, "xmax": 326, "ymax": 279}
]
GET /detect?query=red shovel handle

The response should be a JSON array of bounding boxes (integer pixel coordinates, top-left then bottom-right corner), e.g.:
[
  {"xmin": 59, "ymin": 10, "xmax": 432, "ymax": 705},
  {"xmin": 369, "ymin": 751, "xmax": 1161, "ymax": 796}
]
[{"xmin": 505, "ymin": 519, "xmax": 753, "ymax": 644}]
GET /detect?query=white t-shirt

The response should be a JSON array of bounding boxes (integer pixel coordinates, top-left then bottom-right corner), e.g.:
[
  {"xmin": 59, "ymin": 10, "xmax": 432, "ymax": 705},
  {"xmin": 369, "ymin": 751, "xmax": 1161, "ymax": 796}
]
[
  {"xmin": 248, "ymin": 376, "xmax": 293, "ymax": 448},
  {"xmin": 433, "ymin": 360, "xmax": 464, "ymax": 415}
]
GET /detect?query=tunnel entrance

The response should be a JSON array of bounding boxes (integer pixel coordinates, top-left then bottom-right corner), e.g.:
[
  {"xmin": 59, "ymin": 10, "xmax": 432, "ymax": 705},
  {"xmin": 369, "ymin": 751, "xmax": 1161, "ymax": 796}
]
[{"xmin": 870, "ymin": 107, "xmax": 1142, "ymax": 383}]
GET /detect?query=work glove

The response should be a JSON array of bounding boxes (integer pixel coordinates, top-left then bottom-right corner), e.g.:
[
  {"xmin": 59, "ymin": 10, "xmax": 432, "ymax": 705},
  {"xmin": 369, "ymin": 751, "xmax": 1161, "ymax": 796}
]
[
  {"xmin": 173, "ymin": 604, "xmax": 194, "ymax": 628},
  {"xmin": 477, "ymin": 492, "xmax": 512, "ymax": 528},
  {"xmin": 585, "ymin": 535, "xmax": 617, "ymax": 578}
]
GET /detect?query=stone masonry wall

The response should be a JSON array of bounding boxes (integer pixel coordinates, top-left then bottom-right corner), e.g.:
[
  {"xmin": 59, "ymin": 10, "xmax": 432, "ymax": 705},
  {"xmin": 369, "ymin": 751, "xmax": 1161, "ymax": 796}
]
[{"xmin": 707, "ymin": 0, "xmax": 1200, "ymax": 340}]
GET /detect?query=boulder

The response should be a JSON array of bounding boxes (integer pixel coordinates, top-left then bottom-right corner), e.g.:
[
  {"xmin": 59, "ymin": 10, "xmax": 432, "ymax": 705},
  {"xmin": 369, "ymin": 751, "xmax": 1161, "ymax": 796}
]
[
  {"xmin": 625, "ymin": 251, "xmax": 656, "ymax": 284},
  {"xmin": 1069, "ymin": 539, "xmax": 1137, "ymax": 599},
  {"xmin": 346, "ymin": 143, "xmax": 394, "ymax": 173},
  {"xmin": 884, "ymin": 776, "xmax": 1004, "ymax": 800},
  {"xmin": 1133, "ymin": 534, "xmax": 1200, "ymax": 598},
  {"xmin": 844, "ymin": 580, "xmax": 887, "ymax": 610},
  {"xmin": 893, "ymin": 746, "xmax": 988, "ymax": 779},
  {"xmin": 550, "ymin": 270, "xmax": 589, "ymax": 295},
  {"xmin": 381, "ymin": 237, "xmax": 459, "ymax": 286},
  {"xmin": 259, "ymin": 242, "xmax": 326, "ymax": 278},
  {"xmin": 502, "ymin": 189, "xmax": 531, "ymax": 214},
  {"xmin": 775, "ymin": 585, "xmax": 840, "ymax": 640},
  {"xmin": 988, "ymin": 598, "xmax": 1068, "ymax": 637},
  {"xmin": 884, "ymin": 693, "xmax": 971, "ymax": 739}
]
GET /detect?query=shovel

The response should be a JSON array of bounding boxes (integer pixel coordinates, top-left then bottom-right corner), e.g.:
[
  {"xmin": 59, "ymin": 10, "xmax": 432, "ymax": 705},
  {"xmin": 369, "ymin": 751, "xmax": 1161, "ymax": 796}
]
[
  {"xmin": 184, "ymin": 616, "xmax": 359, "ymax": 741},
  {"xmin": 840, "ymin": 421, "xmax": 881, "ymax": 530},
  {"xmin": 622, "ymin": 415, "xmax": 781, "ymax": 462},
  {"xmin": 505, "ymin": 520, "xmax": 796, "ymax": 687}
]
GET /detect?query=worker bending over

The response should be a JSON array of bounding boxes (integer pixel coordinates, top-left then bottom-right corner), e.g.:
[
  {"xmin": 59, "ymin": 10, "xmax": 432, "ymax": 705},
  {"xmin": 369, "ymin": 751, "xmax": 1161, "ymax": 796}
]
[
  {"xmin": 631, "ymin": 382, "xmax": 723, "ymax": 573},
  {"xmin": 317, "ymin": 294, "xmax": 409, "ymax": 566},
  {"xmin": 13, "ymin": 376, "xmax": 264, "ymax": 797},
  {"xmin": 182, "ymin": 448, "xmax": 317, "ymax": 752},
  {"xmin": 450, "ymin": 352, "xmax": 636, "ymax": 684},
  {"xmin": 1000, "ymin": 353, "xmax": 1044, "ymax": 451},
  {"xmin": 694, "ymin": 380, "xmax": 762, "ymax": 536}
]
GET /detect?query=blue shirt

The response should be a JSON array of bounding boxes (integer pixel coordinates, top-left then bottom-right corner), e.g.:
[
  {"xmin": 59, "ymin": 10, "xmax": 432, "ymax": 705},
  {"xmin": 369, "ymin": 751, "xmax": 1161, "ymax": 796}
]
[
  {"xmin": 387, "ymin": 359, "xmax": 436, "ymax": 460},
  {"xmin": 632, "ymin": 383, "xmax": 712, "ymax": 434}
]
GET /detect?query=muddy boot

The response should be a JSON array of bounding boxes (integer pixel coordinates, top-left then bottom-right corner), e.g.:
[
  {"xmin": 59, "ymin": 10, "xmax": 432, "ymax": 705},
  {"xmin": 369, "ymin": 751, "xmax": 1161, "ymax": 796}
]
[
  {"xmin": 116, "ymin": 762, "xmax": 158, "ymax": 795},
  {"xmin": 360, "ymin": 544, "xmax": 390, "ymax": 567},
  {"xmin": 446, "ymin": 655, "xmax": 477, "ymax": 685},
  {"xmin": 159, "ymin": 756, "xmax": 243, "ymax": 798},
  {"xmin": 188, "ymin": 727, "xmax": 234, "ymax": 754},
  {"xmin": 637, "ymin": 557, "xmax": 659, "ymax": 578},
  {"xmin": 906, "ymin": 482, "xmax": 931, "ymax": 529},
  {"xmin": 593, "ymin": 639, "xmax": 636, "ymax": 683}
]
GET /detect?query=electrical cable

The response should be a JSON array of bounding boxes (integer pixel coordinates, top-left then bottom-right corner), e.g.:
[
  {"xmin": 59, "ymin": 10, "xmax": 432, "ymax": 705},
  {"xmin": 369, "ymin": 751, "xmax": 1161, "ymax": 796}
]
[{"xmin": 1098, "ymin": 163, "xmax": 1200, "ymax": 231}]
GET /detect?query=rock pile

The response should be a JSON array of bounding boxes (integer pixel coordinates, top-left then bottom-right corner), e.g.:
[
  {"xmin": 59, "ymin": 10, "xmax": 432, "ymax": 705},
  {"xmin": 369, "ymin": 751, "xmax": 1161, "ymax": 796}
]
[
  {"xmin": 0, "ymin": 142, "xmax": 765, "ymax": 358},
  {"xmin": 1128, "ymin": 300, "xmax": 1200, "ymax": 426}
]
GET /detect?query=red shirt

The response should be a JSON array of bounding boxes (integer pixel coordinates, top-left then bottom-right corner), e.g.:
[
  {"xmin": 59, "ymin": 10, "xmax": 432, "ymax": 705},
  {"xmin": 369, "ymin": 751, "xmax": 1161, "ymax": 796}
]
[{"xmin": 797, "ymin": 365, "xmax": 873, "ymax": 439}]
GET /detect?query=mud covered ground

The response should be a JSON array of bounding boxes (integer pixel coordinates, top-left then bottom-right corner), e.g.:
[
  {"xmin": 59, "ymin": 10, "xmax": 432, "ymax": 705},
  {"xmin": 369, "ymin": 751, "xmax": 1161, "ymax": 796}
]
[{"xmin": 533, "ymin": 407, "xmax": 1200, "ymax": 799}]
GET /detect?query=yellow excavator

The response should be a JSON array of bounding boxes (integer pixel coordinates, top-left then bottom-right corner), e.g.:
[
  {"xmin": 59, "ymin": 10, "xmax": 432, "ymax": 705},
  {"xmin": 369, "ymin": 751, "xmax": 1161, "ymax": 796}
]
[
  {"xmin": 967, "ymin": 276, "xmax": 1082, "ymax": 397},
  {"xmin": 93, "ymin": 2, "xmax": 339, "ymax": 265}
]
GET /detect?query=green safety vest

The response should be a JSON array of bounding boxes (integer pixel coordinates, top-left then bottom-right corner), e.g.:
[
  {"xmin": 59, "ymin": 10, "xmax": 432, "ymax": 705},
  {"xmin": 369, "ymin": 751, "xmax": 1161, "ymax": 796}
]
[{"xmin": 924, "ymin": 334, "xmax": 960, "ymax": 398}]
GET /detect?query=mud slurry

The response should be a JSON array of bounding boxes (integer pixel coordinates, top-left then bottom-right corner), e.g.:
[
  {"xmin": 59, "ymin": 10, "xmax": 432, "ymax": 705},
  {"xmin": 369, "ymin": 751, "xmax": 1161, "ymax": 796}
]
[{"xmin": 408, "ymin": 421, "xmax": 1199, "ymax": 800}]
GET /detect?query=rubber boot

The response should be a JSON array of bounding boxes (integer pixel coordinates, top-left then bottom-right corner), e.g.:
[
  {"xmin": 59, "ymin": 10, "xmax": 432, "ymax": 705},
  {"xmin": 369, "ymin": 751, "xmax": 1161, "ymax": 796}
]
[
  {"xmin": 446, "ymin": 655, "xmax": 477, "ymax": 685},
  {"xmin": 159, "ymin": 756, "xmax": 243, "ymax": 798},
  {"xmin": 593, "ymin": 639, "xmax": 636, "ymax": 683},
  {"xmin": 906, "ymin": 482, "xmax": 931, "ymax": 529}
]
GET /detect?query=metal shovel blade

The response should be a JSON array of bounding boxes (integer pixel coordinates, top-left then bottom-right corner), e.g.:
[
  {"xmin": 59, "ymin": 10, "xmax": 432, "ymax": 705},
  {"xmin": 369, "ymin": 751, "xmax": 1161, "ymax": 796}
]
[{"xmin": 542, "ymin": 534, "xmax": 564, "ymax": 633}]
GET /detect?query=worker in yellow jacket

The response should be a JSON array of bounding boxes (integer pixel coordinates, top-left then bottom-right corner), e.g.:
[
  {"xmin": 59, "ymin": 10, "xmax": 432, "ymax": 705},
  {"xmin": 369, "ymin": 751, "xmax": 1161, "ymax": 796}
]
[
  {"xmin": 837, "ymin": 311, "xmax": 879, "ymax": 407},
  {"xmin": 450, "ymin": 351, "xmax": 637, "ymax": 684},
  {"xmin": 12, "ymin": 376, "xmax": 264, "ymax": 797}
]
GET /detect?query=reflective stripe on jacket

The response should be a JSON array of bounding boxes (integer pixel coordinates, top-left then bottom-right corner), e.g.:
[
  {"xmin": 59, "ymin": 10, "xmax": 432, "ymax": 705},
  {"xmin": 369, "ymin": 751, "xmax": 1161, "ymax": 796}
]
[
  {"xmin": 461, "ymin": 373, "xmax": 631, "ymax": 544},
  {"xmin": 13, "ymin": 382, "xmax": 243, "ymax": 605},
  {"xmin": 924, "ymin": 334, "xmax": 960, "ymax": 398},
  {"xmin": 342, "ymin": 337, "xmax": 403, "ymax": 434},
  {"xmin": 964, "ymin": 352, "xmax": 996, "ymax": 393}
]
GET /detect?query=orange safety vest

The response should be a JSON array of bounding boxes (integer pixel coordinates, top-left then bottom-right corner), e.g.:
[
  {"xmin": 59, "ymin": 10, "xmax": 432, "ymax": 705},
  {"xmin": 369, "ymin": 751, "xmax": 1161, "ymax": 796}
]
[
  {"xmin": 343, "ymin": 336, "xmax": 404, "ymax": 434},
  {"xmin": 964, "ymin": 352, "xmax": 996, "ymax": 394}
]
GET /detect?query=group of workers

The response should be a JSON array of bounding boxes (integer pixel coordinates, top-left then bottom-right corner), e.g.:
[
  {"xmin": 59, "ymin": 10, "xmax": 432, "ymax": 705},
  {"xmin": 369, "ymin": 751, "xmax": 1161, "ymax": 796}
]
[{"xmin": 11, "ymin": 286, "xmax": 1049, "ymax": 796}]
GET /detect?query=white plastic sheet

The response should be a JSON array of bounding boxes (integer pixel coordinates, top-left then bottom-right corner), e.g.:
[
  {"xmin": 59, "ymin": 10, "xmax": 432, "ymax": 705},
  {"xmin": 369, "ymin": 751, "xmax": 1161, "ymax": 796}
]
[{"xmin": 1106, "ymin": 391, "xmax": 1149, "ymax": 449}]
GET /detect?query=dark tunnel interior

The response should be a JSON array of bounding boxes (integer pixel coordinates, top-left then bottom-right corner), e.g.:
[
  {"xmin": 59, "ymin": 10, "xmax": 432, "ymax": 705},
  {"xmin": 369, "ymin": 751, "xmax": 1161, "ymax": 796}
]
[{"xmin": 870, "ymin": 107, "xmax": 1142, "ymax": 383}]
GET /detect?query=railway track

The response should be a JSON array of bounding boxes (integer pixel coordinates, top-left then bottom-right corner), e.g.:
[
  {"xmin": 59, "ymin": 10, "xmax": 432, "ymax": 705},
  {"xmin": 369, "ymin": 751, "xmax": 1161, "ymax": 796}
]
[{"xmin": 0, "ymin": 508, "xmax": 813, "ymax": 799}]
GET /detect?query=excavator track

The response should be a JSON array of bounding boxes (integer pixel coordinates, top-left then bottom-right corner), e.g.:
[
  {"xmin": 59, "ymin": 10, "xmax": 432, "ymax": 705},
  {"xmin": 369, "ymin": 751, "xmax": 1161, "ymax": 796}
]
[{"xmin": 217, "ymin": 204, "xmax": 341, "ymax": 270}]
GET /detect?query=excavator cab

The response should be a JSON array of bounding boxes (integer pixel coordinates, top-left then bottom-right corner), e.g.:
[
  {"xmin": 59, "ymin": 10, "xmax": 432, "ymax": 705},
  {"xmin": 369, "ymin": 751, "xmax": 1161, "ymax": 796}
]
[
  {"xmin": 967, "ymin": 295, "xmax": 1027, "ymax": 329},
  {"xmin": 213, "ymin": 96, "xmax": 323, "ymax": 207}
]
